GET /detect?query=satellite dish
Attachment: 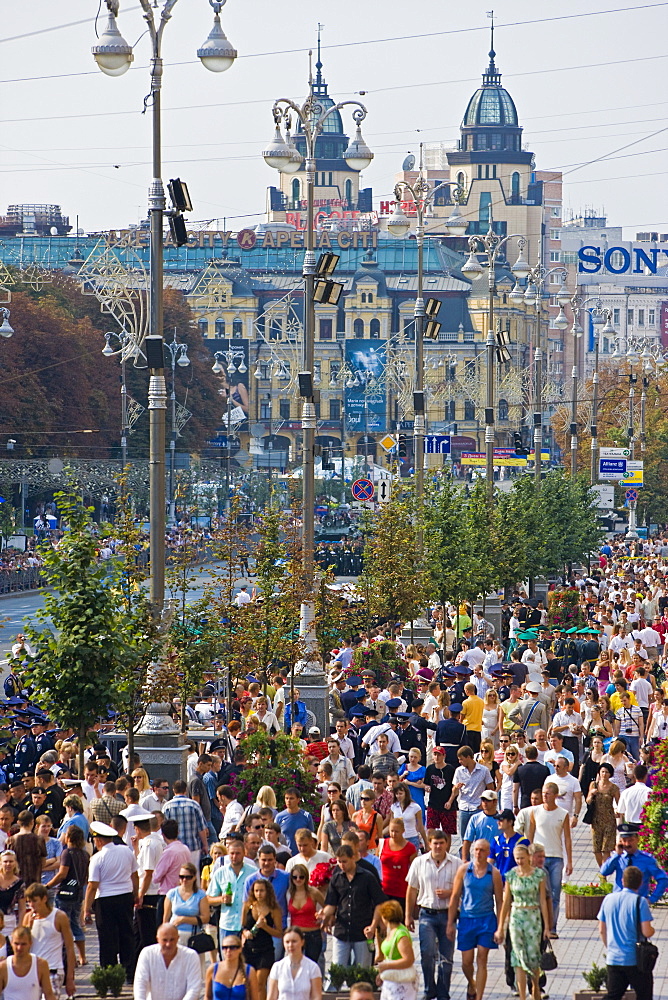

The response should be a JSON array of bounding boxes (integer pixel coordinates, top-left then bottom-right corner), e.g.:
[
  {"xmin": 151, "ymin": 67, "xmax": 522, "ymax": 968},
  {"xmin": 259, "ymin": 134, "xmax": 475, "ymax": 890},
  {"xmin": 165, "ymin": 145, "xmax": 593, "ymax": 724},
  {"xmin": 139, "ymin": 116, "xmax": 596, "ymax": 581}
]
[{"xmin": 402, "ymin": 153, "xmax": 415, "ymax": 172}]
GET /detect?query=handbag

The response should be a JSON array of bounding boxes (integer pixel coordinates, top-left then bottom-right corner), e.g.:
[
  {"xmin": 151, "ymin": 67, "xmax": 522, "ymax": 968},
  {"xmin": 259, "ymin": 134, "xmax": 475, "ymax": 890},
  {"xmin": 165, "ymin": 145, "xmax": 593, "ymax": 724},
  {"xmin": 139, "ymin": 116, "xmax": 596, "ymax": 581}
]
[
  {"xmin": 187, "ymin": 919, "xmax": 216, "ymax": 955},
  {"xmin": 56, "ymin": 876, "xmax": 81, "ymax": 901},
  {"xmin": 379, "ymin": 928, "xmax": 417, "ymax": 983},
  {"xmin": 540, "ymin": 939, "xmax": 558, "ymax": 972},
  {"xmin": 636, "ymin": 897, "xmax": 659, "ymax": 973},
  {"xmin": 582, "ymin": 797, "xmax": 596, "ymax": 825}
]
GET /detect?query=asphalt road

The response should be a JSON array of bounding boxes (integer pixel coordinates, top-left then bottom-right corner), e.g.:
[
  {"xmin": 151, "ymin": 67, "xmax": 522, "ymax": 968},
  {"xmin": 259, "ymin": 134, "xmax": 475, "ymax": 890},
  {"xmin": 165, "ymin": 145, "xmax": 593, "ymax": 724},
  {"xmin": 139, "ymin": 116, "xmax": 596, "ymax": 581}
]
[{"xmin": 0, "ymin": 562, "xmax": 252, "ymax": 655}]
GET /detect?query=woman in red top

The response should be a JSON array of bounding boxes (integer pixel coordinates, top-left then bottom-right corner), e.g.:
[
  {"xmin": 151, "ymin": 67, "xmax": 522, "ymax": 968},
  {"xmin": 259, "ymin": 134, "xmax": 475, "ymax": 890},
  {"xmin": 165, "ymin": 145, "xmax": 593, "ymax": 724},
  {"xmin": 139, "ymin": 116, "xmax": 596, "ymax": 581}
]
[
  {"xmin": 351, "ymin": 792, "xmax": 383, "ymax": 850},
  {"xmin": 378, "ymin": 818, "xmax": 417, "ymax": 917},
  {"xmin": 286, "ymin": 864, "xmax": 324, "ymax": 964}
]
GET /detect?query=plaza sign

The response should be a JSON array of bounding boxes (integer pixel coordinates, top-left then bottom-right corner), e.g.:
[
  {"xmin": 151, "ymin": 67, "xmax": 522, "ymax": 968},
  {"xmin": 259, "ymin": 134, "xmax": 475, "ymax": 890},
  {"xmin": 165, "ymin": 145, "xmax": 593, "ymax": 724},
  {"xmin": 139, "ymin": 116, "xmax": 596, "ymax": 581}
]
[{"xmin": 578, "ymin": 245, "xmax": 668, "ymax": 274}]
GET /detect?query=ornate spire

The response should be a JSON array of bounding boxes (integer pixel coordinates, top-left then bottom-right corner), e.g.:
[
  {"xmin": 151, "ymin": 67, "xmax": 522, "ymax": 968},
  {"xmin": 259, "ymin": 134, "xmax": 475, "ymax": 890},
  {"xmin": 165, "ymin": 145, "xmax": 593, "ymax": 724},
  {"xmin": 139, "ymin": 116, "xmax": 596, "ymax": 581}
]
[
  {"xmin": 314, "ymin": 22, "xmax": 326, "ymax": 93},
  {"xmin": 483, "ymin": 10, "xmax": 501, "ymax": 84}
]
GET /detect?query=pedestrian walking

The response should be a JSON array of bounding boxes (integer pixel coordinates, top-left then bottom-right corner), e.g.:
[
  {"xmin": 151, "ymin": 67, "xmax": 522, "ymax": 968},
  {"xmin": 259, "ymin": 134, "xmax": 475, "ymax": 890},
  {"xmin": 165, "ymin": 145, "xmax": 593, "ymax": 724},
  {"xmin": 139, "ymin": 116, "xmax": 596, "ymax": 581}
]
[
  {"xmin": 447, "ymin": 839, "xmax": 503, "ymax": 1000},
  {"xmin": 404, "ymin": 829, "xmax": 459, "ymax": 1000},
  {"xmin": 598, "ymin": 865, "xmax": 655, "ymax": 1000},
  {"xmin": 84, "ymin": 820, "xmax": 139, "ymax": 983},
  {"xmin": 527, "ymin": 783, "xmax": 572, "ymax": 937},
  {"xmin": 0, "ymin": 926, "xmax": 55, "ymax": 1000},
  {"xmin": 134, "ymin": 922, "xmax": 203, "ymax": 1000},
  {"xmin": 374, "ymin": 899, "xmax": 416, "ymax": 1000},
  {"xmin": 494, "ymin": 844, "xmax": 551, "ymax": 1000}
]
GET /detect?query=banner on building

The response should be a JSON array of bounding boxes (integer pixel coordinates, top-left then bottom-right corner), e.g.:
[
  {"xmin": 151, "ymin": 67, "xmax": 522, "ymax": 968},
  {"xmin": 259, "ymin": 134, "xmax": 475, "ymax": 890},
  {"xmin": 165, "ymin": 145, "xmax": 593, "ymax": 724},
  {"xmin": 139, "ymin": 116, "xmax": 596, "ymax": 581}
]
[{"xmin": 344, "ymin": 340, "xmax": 387, "ymax": 433}]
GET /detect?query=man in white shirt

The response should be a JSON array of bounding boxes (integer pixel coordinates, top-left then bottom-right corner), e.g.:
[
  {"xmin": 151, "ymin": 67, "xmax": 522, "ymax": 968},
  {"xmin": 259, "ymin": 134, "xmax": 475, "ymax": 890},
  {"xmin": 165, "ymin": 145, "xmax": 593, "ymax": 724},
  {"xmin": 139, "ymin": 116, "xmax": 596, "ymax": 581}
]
[
  {"xmin": 521, "ymin": 639, "xmax": 548, "ymax": 683},
  {"xmin": 615, "ymin": 764, "xmax": 650, "ymax": 824},
  {"xmin": 134, "ymin": 922, "xmax": 202, "ymax": 1000},
  {"xmin": 405, "ymin": 830, "xmax": 460, "ymax": 1000},
  {"xmin": 543, "ymin": 757, "xmax": 582, "ymax": 824},
  {"xmin": 233, "ymin": 586, "xmax": 251, "ymax": 607},
  {"xmin": 361, "ymin": 721, "xmax": 401, "ymax": 756},
  {"xmin": 322, "ymin": 741, "xmax": 355, "ymax": 787},
  {"xmin": 84, "ymin": 821, "xmax": 139, "ymax": 979},
  {"xmin": 529, "ymin": 782, "xmax": 573, "ymax": 934},
  {"xmin": 425, "ymin": 643, "xmax": 443, "ymax": 674},
  {"xmin": 133, "ymin": 813, "xmax": 164, "ymax": 951},
  {"xmin": 550, "ymin": 697, "xmax": 584, "ymax": 768},
  {"xmin": 465, "ymin": 640, "xmax": 486, "ymax": 668},
  {"xmin": 218, "ymin": 786, "xmax": 245, "ymax": 837},
  {"xmin": 285, "ymin": 830, "xmax": 332, "ymax": 873},
  {"xmin": 630, "ymin": 666, "xmax": 653, "ymax": 720}
]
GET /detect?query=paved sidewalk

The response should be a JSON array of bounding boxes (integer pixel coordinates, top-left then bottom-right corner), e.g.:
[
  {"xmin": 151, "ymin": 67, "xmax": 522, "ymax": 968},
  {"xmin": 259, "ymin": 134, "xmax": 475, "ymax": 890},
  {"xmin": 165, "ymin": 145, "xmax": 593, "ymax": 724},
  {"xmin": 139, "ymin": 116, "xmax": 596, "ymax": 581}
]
[{"xmin": 72, "ymin": 821, "xmax": 666, "ymax": 998}]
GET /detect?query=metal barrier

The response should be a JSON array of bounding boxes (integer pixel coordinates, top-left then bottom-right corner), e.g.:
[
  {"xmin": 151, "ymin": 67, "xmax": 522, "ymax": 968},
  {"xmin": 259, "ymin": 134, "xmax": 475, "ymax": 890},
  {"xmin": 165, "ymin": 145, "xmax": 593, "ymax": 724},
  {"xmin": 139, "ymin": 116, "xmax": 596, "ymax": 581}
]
[{"xmin": 0, "ymin": 566, "xmax": 43, "ymax": 594}]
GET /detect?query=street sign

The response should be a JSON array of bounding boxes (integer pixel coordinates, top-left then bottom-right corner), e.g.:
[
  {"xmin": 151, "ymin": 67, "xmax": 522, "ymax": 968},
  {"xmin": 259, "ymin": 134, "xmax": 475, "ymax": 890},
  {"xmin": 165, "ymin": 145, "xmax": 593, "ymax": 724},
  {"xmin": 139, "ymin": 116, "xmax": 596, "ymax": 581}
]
[
  {"xmin": 600, "ymin": 447, "xmax": 630, "ymax": 458},
  {"xmin": 592, "ymin": 484, "xmax": 615, "ymax": 509},
  {"xmin": 378, "ymin": 434, "xmax": 397, "ymax": 453},
  {"xmin": 377, "ymin": 480, "xmax": 392, "ymax": 504},
  {"xmin": 625, "ymin": 488, "xmax": 639, "ymax": 502},
  {"xmin": 351, "ymin": 478, "xmax": 375, "ymax": 501},
  {"xmin": 424, "ymin": 434, "xmax": 451, "ymax": 454},
  {"xmin": 598, "ymin": 458, "xmax": 627, "ymax": 479},
  {"xmin": 620, "ymin": 460, "xmax": 644, "ymax": 486}
]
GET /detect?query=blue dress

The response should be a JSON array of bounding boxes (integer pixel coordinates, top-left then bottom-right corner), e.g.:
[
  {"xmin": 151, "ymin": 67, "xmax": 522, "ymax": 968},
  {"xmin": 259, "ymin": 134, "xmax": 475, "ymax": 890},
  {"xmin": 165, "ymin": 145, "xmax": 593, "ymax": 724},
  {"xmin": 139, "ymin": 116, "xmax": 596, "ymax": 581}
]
[{"xmin": 398, "ymin": 765, "xmax": 426, "ymax": 816}]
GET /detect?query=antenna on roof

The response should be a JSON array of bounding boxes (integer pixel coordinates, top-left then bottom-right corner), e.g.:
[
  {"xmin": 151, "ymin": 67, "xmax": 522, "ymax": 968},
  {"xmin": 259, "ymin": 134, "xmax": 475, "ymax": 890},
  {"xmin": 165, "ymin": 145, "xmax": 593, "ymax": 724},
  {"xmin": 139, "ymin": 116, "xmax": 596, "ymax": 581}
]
[{"xmin": 486, "ymin": 10, "xmax": 495, "ymax": 57}]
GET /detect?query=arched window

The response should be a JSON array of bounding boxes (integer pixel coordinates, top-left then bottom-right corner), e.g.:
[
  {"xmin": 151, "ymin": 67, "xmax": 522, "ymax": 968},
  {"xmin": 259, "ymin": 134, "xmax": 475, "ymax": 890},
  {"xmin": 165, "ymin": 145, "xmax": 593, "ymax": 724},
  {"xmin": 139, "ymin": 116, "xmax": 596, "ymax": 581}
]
[
  {"xmin": 361, "ymin": 293, "xmax": 367, "ymax": 303},
  {"xmin": 353, "ymin": 318, "xmax": 364, "ymax": 337},
  {"xmin": 370, "ymin": 318, "xmax": 380, "ymax": 339},
  {"xmin": 499, "ymin": 398, "xmax": 509, "ymax": 421},
  {"xmin": 368, "ymin": 292, "xmax": 373, "ymax": 304},
  {"xmin": 511, "ymin": 172, "xmax": 520, "ymax": 199},
  {"xmin": 291, "ymin": 177, "xmax": 300, "ymax": 205},
  {"xmin": 457, "ymin": 171, "xmax": 465, "ymax": 192},
  {"xmin": 198, "ymin": 318, "xmax": 208, "ymax": 337},
  {"xmin": 232, "ymin": 318, "xmax": 243, "ymax": 337},
  {"xmin": 345, "ymin": 179, "xmax": 352, "ymax": 206},
  {"xmin": 215, "ymin": 318, "xmax": 225, "ymax": 337},
  {"xmin": 464, "ymin": 400, "xmax": 476, "ymax": 421}
]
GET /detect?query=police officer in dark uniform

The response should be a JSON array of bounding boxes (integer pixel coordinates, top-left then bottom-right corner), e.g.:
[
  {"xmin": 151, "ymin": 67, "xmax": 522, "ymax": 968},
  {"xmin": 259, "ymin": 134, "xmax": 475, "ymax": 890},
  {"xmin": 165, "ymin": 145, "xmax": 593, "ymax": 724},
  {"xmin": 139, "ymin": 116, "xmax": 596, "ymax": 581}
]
[
  {"xmin": 538, "ymin": 628, "xmax": 553, "ymax": 653},
  {"xmin": 358, "ymin": 707, "xmax": 380, "ymax": 744},
  {"xmin": 489, "ymin": 667, "xmax": 511, "ymax": 702},
  {"xmin": 449, "ymin": 665, "xmax": 471, "ymax": 705},
  {"xmin": 396, "ymin": 713, "xmax": 422, "ymax": 754},
  {"xmin": 580, "ymin": 627, "xmax": 601, "ymax": 665},
  {"xmin": 31, "ymin": 717, "xmax": 56, "ymax": 758},
  {"xmin": 341, "ymin": 676, "xmax": 363, "ymax": 716},
  {"xmin": 11, "ymin": 718, "xmax": 37, "ymax": 777},
  {"xmin": 379, "ymin": 697, "xmax": 403, "ymax": 724},
  {"xmin": 434, "ymin": 704, "xmax": 466, "ymax": 768},
  {"xmin": 407, "ymin": 698, "xmax": 438, "ymax": 752}
]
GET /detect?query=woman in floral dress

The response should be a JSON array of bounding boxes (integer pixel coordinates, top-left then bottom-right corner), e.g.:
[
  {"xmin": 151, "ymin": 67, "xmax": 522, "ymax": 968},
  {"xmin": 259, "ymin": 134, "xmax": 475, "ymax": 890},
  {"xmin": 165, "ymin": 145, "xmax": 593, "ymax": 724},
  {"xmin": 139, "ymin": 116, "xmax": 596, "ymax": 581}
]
[
  {"xmin": 495, "ymin": 844, "xmax": 551, "ymax": 1000},
  {"xmin": 586, "ymin": 761, "xmax": 620, "ymax": 867}
]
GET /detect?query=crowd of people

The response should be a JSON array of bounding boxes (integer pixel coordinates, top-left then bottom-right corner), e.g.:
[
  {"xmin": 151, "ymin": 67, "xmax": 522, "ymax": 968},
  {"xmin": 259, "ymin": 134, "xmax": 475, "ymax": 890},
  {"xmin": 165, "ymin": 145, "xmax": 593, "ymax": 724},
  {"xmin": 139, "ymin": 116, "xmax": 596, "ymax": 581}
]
[{"xmin": 0, "ymin": 535, "xmax": 663, "ymax": 1000}]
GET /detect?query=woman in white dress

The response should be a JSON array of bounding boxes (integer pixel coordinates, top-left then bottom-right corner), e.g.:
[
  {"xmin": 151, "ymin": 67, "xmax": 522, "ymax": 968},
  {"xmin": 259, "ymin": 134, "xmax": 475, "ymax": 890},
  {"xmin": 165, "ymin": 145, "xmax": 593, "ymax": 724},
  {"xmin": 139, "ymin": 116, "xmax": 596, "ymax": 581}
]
[
  {"xmin": 499, "ymin": 745, "xmax": 521, "ymax": 811},
  {"xmin": 481, "ymin": 690, "xmax": 503, "ymax": 749}
]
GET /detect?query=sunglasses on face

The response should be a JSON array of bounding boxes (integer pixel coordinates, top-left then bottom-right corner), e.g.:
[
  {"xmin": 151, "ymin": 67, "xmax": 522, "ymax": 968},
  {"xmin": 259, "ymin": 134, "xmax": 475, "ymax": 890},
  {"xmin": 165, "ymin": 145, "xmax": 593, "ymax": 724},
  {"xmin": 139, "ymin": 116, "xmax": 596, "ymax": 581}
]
[
  {"xmin": 178, "ymin": 874, "xmax": 194, "ymax": 880},
  {"xmin": 291, "ymin": 874, "xmax": 306, "ymax": 880},
  {"xmin": 221, "ymin": 945, "xmax": 241, "ymax": 951}
]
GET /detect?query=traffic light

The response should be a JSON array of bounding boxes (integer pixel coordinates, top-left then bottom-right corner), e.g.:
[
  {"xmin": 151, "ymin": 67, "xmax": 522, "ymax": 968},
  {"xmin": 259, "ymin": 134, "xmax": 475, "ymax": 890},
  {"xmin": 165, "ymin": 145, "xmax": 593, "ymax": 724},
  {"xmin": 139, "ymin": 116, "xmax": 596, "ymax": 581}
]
[
  {"xmin": 321, "ymin": 448, "xmax": 334, "ymax": 471},
  {"xmin": 398, "ymin": 434, "xmax": 407, "ymax": 458},
  {"xmin": 513, "ymin": 432, "xmax": 529, "ymax": 456}
]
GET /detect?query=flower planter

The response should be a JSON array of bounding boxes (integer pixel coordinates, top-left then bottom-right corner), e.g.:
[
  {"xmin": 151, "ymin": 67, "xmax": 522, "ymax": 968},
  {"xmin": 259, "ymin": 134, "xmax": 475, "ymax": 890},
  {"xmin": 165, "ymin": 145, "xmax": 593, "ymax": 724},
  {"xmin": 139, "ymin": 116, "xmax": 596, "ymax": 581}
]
[
  {"xmin": 573, "ymin": 991, "xmax": 636, "ymax": 1000},
  {"xmin": 564, "ymin": 892, "xmax": 605, "ymax": 920}
]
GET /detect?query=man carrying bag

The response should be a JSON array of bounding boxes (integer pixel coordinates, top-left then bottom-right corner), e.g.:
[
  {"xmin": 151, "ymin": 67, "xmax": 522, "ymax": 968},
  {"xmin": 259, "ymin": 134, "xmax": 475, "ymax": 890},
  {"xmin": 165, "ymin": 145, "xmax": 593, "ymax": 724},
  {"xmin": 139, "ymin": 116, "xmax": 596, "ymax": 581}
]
[{"xmin": 598, "ymin": 865, "xmax": 656, "ymax": 1000}]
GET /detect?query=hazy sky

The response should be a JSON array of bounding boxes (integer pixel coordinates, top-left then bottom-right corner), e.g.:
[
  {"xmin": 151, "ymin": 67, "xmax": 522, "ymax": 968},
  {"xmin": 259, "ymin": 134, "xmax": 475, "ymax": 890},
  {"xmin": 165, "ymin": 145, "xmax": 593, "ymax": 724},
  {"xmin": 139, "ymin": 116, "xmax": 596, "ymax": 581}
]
[{"xmin": 2, "ymin": 1, "xmax": 667, "ymax": 238}]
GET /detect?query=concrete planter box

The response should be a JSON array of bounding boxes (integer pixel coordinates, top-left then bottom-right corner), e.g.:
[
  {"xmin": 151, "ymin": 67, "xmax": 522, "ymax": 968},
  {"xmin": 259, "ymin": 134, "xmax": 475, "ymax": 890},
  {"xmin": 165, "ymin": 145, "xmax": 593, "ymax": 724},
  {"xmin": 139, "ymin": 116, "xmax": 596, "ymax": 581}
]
[
  {"xmin": 564, "ymin": 892, "xmax": 605, "ymax": 920},
  {"xmin": 573, "ymin": 992, "xmax": 635, "ymax": 1000}
]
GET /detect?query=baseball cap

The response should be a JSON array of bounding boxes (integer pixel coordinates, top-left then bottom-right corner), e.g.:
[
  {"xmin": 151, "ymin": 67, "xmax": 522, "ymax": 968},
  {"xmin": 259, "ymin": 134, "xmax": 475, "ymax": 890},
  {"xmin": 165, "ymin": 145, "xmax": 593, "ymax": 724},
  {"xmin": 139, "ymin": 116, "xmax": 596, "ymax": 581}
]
[{"xmin": 480, "ymin": 790, "xmax": 498, "ymax": 801}]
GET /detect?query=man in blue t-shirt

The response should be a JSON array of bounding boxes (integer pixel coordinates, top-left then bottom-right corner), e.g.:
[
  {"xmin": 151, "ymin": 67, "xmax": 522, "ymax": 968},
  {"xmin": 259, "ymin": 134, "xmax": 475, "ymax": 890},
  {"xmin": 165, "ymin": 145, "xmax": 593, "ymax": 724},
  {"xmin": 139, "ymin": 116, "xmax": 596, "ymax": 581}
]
[
  {"xmin": 599, "ymin": 865, "xmax": 655, "ymax": 1000},
  {"xmin": 275, "ymin": 787, "xmax": 314, "ymax": 853},
  {"xmin": 489, "ymin": 810, "xmax": 530, "ymax": 882}
]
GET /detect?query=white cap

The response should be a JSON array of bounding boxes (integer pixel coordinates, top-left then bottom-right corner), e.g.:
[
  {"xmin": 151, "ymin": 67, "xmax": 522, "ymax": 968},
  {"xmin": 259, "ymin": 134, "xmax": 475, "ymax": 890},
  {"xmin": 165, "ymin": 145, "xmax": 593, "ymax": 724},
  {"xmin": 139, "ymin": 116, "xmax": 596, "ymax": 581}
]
[{"xmin": 90, "ymin": 821, "xmax": 117, "ymax": 838}]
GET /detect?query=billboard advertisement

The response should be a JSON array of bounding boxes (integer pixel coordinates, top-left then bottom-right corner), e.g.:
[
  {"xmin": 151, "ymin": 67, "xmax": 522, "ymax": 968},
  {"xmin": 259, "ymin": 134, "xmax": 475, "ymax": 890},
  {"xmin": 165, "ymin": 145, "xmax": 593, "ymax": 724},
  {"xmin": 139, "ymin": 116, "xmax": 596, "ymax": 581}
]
[
  {"xmin": 344, "ymin": 339, "xmax": 387, "ymax": 433},
  {"xmin": 208, "ymin": 338, "xmax": 250, "ymax": 434}
]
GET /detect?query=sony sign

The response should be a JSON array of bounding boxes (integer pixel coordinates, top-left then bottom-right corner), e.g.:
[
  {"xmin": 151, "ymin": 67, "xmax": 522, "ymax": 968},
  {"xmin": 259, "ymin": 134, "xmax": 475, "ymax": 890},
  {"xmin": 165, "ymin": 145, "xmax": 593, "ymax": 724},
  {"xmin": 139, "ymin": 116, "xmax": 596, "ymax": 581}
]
[{"xmin": 578, "ymin": 245, "xmax": 668, "ymax": 274}]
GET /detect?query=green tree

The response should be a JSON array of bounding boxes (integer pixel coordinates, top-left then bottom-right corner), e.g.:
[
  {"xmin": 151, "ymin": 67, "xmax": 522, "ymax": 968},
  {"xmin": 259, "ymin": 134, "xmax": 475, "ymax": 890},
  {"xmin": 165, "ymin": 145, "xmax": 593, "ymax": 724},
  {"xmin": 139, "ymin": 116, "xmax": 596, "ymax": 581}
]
[
  {"xmin": 23, "ymin": 488, "xmax": 132, "ymax": 775},
  {"xmin": 359, "ymin": 487, "xmax": 430, "ymax": 626}
]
